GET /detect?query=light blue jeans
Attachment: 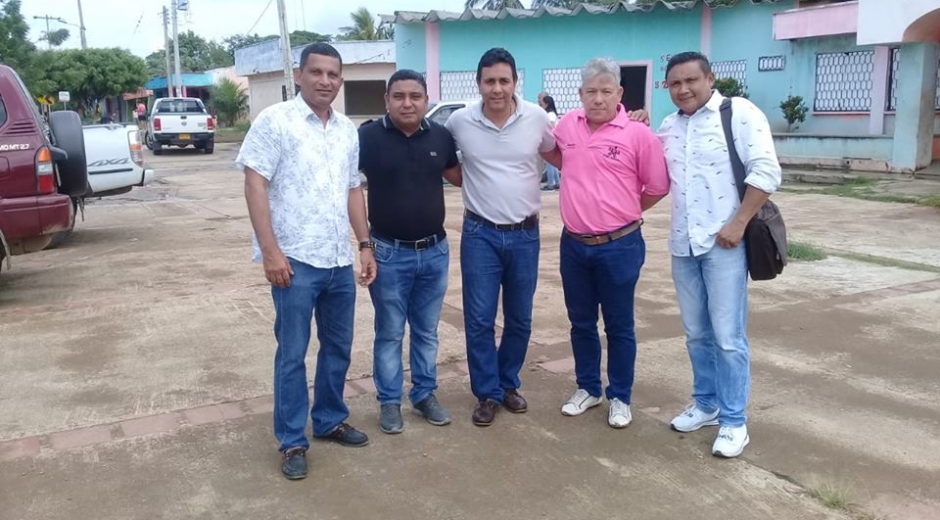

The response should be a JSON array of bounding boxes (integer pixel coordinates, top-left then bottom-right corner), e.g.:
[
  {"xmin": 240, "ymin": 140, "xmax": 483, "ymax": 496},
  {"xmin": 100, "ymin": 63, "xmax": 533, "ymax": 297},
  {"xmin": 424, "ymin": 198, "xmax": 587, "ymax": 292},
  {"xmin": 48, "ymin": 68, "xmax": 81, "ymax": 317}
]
[{"xmin": 671, "ymin": 243, "xmax": 750, "ymax": 427}]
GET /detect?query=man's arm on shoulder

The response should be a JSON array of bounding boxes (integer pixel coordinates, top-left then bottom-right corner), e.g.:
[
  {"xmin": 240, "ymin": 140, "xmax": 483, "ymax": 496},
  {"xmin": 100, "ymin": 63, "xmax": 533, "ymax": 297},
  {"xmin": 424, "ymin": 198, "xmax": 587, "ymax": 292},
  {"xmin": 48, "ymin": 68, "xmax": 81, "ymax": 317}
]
[
  {"xmin": 541, "ymin": 110, "xmax": 563, "ymax": 168},
  {"xmin": 635, "ymin": 126, "xmax": 669, "ymax": 211},
  {"xmin": 441, "ymin": 126, "xmax": 462, "ymax": 187}
]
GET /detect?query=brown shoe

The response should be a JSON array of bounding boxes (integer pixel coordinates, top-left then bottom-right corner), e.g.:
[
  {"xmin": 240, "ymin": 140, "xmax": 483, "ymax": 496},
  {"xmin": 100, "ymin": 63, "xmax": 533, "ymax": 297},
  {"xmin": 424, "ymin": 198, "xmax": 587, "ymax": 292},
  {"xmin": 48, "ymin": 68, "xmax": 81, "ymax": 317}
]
[
  {"xmin": 472, "ymin": 399, "xmax": 500, "ymax": 427},
  {"xmin": 503, "ymin": 389, "xmax": 528, "ymax": 413}
]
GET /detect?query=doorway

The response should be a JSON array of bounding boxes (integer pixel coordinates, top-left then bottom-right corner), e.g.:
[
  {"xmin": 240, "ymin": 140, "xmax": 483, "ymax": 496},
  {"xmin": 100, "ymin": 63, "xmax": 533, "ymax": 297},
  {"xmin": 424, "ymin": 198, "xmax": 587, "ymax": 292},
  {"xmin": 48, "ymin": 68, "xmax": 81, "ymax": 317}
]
[{"xmin": 619, "ymin": 65, "xmax": 648, "ymax": 111}]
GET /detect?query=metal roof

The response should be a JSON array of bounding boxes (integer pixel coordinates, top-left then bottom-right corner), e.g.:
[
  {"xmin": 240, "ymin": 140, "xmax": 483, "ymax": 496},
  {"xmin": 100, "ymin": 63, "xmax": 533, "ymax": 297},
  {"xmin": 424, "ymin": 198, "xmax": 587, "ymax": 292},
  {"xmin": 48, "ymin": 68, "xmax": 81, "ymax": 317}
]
[{"xmin": 381, "ymin": 0, "xmax": 779, "ymax": 24}]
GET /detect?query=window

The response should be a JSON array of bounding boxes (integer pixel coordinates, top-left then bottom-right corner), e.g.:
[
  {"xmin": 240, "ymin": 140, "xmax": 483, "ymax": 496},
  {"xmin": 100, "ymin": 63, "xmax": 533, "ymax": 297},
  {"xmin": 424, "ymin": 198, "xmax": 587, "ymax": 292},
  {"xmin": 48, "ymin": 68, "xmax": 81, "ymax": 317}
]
[
  {"xmin": 440, "ymin": 70, "xmax": 525, "ymax": 102},
  {"xmin": 0, "ymin": 96, "xmax": 7, "ymax": 128},
  {"xmin": 887, "ymin": 47, "xmax": 940, "ymax": 111},
  {"xmin": 542, "ymin": 68, "xmax": 581, "ymax": 115},
  {"xmin": 155, "ymin": 99, "xmax": 206, "ymax": 113},
  {"xmin": 814, "ymin": 51, "xmax": 874, "ymax": 112},
  {"xmin": 344, "ymin": 80, "xmax": 386, "ymax": 117},
  {"xmin": 712, "ymin": 60, "xmax": 748, "ymax": 92},
  {"xmin": 758, "ymin": 56, "xmax": 786, "ymax": 72},
  {"xmin": 428, "ymin": 104, "xmax": 464, "ymax": 126}
]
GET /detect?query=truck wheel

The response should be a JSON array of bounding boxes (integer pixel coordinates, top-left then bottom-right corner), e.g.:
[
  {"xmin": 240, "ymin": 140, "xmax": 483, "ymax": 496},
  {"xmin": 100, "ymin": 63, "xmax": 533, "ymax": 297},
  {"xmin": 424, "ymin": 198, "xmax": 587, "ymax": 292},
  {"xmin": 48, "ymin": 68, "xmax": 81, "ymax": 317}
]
[
  {"xmin": 48, "ymin": 111, "xmax": 90, "ymax": 198},
  {"xmin": 204, "ymin": 141, "xmax": 214, "ymax": 154},
  {"xmin": 47, "ymin": 198, "xmax": 77, "ymax": 249},
  {"xmin": 145, "ymin": 131, "xmax": 154, "ymax": 150},
  {"xmin": 153, "ymin": 140, "xmax": 163, "ymax": 156}
]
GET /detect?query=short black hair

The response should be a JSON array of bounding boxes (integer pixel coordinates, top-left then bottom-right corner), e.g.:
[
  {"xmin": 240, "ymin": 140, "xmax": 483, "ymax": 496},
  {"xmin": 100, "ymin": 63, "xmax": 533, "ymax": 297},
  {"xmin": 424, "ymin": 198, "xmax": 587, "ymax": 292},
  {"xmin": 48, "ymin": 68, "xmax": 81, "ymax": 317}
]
[
  {"xmin": 386, "ymin": 69, "xmax": 427, "ymax": 94},
  {"xmin": 476, "ymin": 47, "xmax": 518, "ymax": 83},
  {"xmin": 542, "ymin": 95, "xmax": 557, "ymax": 113},
  {"xmin": 299, "ymin": 42, "xmax": 342, "ymax": 71},
  {"xmin": 665, "ymin": 51, "xmax": 712, "ymax": 79}
]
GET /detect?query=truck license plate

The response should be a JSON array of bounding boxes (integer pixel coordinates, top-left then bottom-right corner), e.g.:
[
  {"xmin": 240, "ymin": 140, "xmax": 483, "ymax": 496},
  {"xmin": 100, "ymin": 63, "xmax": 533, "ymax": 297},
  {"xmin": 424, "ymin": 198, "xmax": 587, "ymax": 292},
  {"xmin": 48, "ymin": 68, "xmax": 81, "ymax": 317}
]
[{"xmin": 178, "ymin": 133, "xmax": 190, "ymax": 140}]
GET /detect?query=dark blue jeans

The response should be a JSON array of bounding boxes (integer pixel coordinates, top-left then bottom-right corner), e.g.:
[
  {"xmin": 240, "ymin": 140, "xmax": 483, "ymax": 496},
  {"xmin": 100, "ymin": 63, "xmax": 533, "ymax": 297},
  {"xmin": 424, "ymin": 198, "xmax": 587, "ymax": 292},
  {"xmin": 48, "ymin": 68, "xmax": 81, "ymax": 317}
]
[
  {"xmin": 560, "ymin": 229, "xmax": 645, "ymax": 403},
  {"xmin": 369, "ymin": 236, "xmax": 450, "ymax": 406},
  {"xmin": 461, "ymin": 216, "xmax": 540, "ymax": 402},
  {"xmin": 271, "ymin": 260, "xmax": 355, "ymax": 452}
]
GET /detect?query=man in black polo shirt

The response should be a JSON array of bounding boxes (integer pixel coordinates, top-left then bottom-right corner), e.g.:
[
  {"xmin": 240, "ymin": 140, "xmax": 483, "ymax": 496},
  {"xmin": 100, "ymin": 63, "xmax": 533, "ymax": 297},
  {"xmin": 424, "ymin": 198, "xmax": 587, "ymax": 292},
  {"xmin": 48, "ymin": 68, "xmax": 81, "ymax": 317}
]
[{"xmin": 359, "ymin": 69, "xmax": 462, "ymax": 434}]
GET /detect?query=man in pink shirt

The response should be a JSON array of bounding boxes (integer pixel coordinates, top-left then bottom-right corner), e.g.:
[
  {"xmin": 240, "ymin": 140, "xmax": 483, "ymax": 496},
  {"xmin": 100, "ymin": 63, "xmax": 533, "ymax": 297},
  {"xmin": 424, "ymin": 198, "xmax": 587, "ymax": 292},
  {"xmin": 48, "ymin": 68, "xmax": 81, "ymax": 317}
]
[{"xmin": 545, "ymin": 57, "xmax": 669, "ymax": 428}]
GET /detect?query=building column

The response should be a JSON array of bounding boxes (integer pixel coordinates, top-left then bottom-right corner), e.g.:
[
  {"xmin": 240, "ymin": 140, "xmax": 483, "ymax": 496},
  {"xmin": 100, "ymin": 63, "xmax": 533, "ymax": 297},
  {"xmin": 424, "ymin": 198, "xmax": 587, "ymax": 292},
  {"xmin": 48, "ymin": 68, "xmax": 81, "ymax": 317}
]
[
  {"xmin": 892, "ymin": 42, "xmax": 939, "ymax": 172},
  {"xmin": 425, "ymin": 22, "xmax": 441, "ymax": 103},
  {"xmin": 700, "ymin": 5, "xmax": 712, "ymax": 57},
  {"xmin": 869, "ymin": 45, "xmax": 890, "ymax": 135}
]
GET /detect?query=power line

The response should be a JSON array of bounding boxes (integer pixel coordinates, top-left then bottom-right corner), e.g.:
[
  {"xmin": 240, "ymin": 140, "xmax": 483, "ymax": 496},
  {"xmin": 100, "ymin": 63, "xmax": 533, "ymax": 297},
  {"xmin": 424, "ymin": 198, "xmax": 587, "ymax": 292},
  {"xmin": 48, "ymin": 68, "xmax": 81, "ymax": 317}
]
[{"xmin": 246, "ymin": 0, "xmax": 274, "ymax": 35}]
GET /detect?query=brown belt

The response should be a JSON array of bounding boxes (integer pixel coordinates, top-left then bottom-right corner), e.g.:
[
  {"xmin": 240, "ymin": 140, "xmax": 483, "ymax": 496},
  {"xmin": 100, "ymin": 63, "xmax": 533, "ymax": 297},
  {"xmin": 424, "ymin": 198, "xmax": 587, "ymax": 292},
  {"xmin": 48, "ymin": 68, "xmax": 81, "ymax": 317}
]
[{"xmin": 565, "ymin": 220, "xmax": 642, "ymax": 246}]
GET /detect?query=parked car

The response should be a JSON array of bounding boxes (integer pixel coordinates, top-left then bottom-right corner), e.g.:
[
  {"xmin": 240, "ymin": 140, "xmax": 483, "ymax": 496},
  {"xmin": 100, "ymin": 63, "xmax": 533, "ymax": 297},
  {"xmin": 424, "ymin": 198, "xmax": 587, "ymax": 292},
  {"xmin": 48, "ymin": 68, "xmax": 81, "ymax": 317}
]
[
  {"xmin": 84, "ymin": 123, "xmax": 153, "ymax": 197},
  {"xmin": 145, "ymin": 97, "xmax": 214, "ymax": 155},
  {"xmin": 0, "ymin": 64, "xmax": 88, "ymax": 273},
  {"xmin": 426, "ymin": 99, "xmax": 472, "ymax": 126}
]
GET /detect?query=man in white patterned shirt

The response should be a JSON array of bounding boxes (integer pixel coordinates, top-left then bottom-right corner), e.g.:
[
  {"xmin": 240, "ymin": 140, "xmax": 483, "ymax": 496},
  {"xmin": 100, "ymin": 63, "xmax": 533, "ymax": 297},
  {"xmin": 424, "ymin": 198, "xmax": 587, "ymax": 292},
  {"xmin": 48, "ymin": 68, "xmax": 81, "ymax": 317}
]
[
  {"xmin": 236, "ymin": 43, "xmax": 376, "ymax": 480},
  {"xmin": 657, "ymin": 52, "xmax": 781, "ymax": 459}
]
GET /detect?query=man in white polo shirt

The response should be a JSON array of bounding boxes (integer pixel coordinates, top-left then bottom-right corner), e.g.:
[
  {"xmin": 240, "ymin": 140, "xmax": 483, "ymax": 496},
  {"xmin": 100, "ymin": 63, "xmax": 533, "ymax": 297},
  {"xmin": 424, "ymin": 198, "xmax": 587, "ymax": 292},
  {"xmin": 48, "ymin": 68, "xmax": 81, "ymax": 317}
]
[{"xmin": 445, "ymin": 48, "xmax": 556, "ymax": 426}]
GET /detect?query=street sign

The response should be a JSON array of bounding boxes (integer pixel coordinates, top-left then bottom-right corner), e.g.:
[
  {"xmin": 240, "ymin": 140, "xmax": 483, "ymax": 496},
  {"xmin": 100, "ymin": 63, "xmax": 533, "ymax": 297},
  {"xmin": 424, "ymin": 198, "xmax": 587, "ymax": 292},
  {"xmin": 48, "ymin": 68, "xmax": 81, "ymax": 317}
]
[
  {"xmin": 58, "ymin": 91, "xmax": 70, "ymax": 102},
  {"xmin": 178, "ymin": 0, "xmax": 189, "ymax": 11}
]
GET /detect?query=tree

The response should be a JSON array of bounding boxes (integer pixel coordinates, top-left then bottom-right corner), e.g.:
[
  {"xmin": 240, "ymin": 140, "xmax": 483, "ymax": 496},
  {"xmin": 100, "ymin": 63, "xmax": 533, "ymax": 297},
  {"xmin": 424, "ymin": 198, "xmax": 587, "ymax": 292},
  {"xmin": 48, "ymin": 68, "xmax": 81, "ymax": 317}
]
[
  {"xmin": 222, "ymin": 30, "xmax": 331, "ymax": 60},
  {"xmin": 713, "ymin": 77, "xmax": 748, "ymax": 98},
  {"xmin": 209, "ymin": 77, "xmax": 248, "ymax": 126},
  {"xmin": 780, "ymin": 95, "xmax": 808, "ymax": 132},
  {"xmin": 0, "ymin": 0, "xmax": 36, "ymax": 74},
  {"xmin": 464, "ymin": 0, "xmax": 524, "ymax": 8},
  {"xmin": 338, "ymin": 7, "xmax": 391, "ymax": 41},
  {"xmin": 144, "ymin": 31, "xmax": 233, "ymax": 76},
  {"xmin": 28, "ymin": 48, "xmax": 148, "ymax": 116},
  {"xmin": 530, "ymin": 0, "xmax": 616, "ymax": 7},
  {"xmin": 41, "ymin": 28, "xmax": 70, "ymax": 47}
]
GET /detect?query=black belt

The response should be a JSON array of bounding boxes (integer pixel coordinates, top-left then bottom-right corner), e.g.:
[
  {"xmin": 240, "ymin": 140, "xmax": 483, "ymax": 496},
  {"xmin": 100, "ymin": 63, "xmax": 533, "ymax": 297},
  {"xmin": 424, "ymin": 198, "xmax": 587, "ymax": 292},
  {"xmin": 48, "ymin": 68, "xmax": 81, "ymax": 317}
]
[
  {"xmin": 372, "ymin": 230, "xmax": 445, "ymax": 250},
  {"xmin": 465, "ymin": 210, "xmax": 538, "ymax": 231}
]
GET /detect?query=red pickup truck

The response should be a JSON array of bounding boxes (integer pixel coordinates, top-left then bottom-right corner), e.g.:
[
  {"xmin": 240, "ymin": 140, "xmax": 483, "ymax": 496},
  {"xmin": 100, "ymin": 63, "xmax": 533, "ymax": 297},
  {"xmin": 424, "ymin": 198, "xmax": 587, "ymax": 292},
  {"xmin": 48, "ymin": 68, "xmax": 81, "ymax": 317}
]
[{"xmin": 0, "ymin": 64, "xmax": 88, "ymax": 273}]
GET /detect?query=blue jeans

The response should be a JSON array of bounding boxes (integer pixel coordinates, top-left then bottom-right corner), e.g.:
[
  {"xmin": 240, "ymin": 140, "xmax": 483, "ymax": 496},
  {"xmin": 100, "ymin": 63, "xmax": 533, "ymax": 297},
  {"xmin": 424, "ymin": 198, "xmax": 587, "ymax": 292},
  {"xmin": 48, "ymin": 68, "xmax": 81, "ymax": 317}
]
[
  {"xmin": 545, "ymin": 163, "xmax": 560, "ymax": 188},
  {"xmin": 560, "ymin": 229, "xmax": 645, "ymax": 403},
  {"xmin": 461, "ymin": 217, "xmax": 540, "ymax": 402},
  {"xmin": 369, "ymin": 236, "xmax": 450, "ymax": 406},
  {"xmin": 671, "ymin": 244, "xmax": 750, "ymax": 427},
  {"xmin": 271, "ymin": 260, "xmax": 355, "ymax": 452}
]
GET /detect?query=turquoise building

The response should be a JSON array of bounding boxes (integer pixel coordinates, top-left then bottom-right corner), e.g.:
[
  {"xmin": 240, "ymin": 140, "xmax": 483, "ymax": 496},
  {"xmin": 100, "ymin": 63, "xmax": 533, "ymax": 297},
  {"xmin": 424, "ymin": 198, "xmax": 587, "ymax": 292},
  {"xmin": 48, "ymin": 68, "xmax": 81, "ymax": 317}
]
[{"xmin": 385, "ymin": 0, "xmax": 940, "ymax": 173}]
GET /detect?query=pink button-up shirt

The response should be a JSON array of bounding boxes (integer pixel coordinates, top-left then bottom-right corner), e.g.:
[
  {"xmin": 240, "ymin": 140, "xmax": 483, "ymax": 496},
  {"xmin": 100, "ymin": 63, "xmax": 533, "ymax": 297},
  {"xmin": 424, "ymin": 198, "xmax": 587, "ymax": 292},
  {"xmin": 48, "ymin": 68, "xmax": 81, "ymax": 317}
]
[{"xmin": 554, "ymin": 105, "xmax": 669, "ymax": 235}]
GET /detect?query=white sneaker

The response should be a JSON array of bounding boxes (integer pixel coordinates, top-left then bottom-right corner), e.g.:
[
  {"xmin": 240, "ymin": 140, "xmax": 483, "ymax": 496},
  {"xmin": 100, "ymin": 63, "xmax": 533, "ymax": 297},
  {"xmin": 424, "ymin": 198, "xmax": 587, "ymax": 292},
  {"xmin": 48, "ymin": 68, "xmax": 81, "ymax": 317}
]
[
  {"xmin": 561, "ymin": 389, "xmax": 602, "ymax": 416},
  {"xmin": 712, "ymin": 425, "xmax": 749, "ymax": 458},
  {"xmin": 607, "ymin": 398, "xmax": 632, "ymax": 428},
  {"xmin": 670, "ymin": 404, "xmax": 720, "ymax": 433}
]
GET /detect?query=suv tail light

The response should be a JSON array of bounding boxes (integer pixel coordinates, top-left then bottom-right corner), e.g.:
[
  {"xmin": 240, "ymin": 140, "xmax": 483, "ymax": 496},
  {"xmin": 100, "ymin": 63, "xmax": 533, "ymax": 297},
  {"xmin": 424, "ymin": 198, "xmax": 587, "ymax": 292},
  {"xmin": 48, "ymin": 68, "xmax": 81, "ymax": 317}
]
[
  {"xmin": 153, "ymin": 117, "xmax": 162, "ymax": 131},
  {"xmin": 35, "ymin": 146, "xmax": 55, "ymax": 194},
  {"xmin": 207, "ymin": 117, "xmax": 215, "ymax": 131},
  {"xmin": 128, "ymin": 130, "xmax": 144, "ymax": 167}
]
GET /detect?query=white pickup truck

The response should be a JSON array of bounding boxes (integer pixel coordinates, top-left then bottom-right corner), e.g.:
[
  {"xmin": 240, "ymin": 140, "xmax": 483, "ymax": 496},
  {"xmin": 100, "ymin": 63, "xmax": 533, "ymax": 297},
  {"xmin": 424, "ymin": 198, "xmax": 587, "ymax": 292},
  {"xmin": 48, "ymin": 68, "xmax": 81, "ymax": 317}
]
[
  {"xmin": 46, "ymin": 123, "xmax": 154, "ymax": 248},
  {"xmin": 145, "ymin": 97, "xmax": 215, "ymax": 155}
]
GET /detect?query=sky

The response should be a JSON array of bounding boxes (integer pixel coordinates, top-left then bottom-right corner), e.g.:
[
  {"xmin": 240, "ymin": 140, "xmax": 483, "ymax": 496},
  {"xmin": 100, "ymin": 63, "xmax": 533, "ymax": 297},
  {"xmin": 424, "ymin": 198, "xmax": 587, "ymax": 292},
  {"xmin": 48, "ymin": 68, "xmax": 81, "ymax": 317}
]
[{"xmin": 23, "ymin": 0, "xmax": 468, "ymax": 58}]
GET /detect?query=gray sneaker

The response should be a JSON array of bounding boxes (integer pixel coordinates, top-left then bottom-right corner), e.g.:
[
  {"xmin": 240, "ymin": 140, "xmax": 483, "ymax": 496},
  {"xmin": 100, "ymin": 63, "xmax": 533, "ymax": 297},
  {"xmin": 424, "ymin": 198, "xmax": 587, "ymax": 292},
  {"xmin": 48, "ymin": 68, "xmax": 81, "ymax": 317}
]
[
  {"xmin": 380, "ymin": 404, "xmax": 403, "ymax": 434},
  {"xmin": 413, "ymin": 394, "xmax": 451, "ymax": 426}
]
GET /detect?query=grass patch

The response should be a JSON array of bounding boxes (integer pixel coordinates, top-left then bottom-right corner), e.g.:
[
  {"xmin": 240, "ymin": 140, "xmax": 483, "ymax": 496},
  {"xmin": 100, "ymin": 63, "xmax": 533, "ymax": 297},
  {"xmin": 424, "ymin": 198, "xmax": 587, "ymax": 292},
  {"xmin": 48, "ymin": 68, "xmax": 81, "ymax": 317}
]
[
  {"xmin": 788, "ymin": 241, "xmax": 827, "ymax": 262},
  {"xmin": 214, "ymin": 127, "xmax": 247, "ymax": 144},
  {"xmin": 784, "ymin": 177, "xmax": 940, "ymax": 208},
  {"xmin": 811, "ymin": 481, "xmax": 852, "ymax": 511},
  {"xmin": 829, "ymin": 251, "xmax": 940, "ymax": 274},
  {"xmin": 920, "ymin": 194, "xmax": 940, "ymax": 208}
]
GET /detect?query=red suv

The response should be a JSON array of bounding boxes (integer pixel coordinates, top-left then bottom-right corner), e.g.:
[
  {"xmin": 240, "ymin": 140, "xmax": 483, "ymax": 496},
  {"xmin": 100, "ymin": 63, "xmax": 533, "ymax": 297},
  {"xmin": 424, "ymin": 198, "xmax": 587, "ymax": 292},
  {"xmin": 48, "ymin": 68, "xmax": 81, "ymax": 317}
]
[{"xmin": 0, "ymin": 64, "xmax": 88, "ymax": 273}]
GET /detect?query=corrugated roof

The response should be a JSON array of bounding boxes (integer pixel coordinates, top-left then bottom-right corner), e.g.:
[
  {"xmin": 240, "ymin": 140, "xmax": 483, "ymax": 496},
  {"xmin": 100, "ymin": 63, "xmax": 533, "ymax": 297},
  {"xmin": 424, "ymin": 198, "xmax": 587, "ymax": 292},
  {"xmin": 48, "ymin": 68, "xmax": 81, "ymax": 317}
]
[
  {"xmin": 381, "ymin": 0, "xmax": 779, "ymax": 24},
  {"xmin": 145, "ymin": 73, "xmax": 215, "ymax": 90}
]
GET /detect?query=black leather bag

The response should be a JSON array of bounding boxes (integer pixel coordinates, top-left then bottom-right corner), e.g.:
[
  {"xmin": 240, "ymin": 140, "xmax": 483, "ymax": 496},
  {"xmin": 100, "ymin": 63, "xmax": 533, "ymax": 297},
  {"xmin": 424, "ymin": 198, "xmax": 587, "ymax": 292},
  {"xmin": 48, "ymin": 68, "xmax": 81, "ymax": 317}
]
[{"xmin": 719, "ymin": 98, "xmax": 787, "ymax": 281}]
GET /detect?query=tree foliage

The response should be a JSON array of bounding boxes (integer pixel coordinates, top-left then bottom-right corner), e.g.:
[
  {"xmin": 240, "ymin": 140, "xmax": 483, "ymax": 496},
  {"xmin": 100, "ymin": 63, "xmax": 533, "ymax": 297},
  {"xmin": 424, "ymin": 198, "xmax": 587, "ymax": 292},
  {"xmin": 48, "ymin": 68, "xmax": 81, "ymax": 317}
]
[
  {"xmin": 713, "ymin": 77, "xmax": 748, "ymax": 99},
  {"xmin": 144, "ymin": 30, "xmax": 233, "ymax": 76},
  {"xmin": 0, "ymin": 0, "xmax": 36, "ymax": 75},
  {"xmin": 337, "ymin": 7, "xmax": 391, "ymax": 41},
  {"xmin": 222, "ymin": 30, "xmax": 331, "ymax": 59},
  {"xmin": 28, "ymin": 48, "xmax": 148, "ymax": 115},
  {"xmin": 209, "ymin": 77, "xmax": 248, "ymax": 126},
  {"xmin": 41, "ymin": 28, "xmax": 70, "ymax": 47}
]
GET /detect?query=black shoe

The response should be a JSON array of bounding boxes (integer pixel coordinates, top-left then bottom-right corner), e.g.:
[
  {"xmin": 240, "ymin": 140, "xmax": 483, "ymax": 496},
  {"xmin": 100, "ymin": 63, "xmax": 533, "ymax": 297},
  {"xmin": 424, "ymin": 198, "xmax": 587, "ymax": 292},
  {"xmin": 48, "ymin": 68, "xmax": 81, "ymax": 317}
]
[
  {"xmin": 281, "ymin": 447, "xmax": 307, "ymax": 480},
  {"xmin": 318, "ymin": 422, "xmax": 369, "ymax": 447}
]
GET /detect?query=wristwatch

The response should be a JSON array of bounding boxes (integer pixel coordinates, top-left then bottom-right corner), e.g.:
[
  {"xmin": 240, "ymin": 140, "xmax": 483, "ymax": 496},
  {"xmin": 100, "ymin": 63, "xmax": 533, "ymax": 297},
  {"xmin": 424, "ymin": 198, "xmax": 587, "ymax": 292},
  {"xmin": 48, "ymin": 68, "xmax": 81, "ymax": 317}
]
[{"xmin": 359, "ymin": 240, "xmax": 376, "ymax": 251}]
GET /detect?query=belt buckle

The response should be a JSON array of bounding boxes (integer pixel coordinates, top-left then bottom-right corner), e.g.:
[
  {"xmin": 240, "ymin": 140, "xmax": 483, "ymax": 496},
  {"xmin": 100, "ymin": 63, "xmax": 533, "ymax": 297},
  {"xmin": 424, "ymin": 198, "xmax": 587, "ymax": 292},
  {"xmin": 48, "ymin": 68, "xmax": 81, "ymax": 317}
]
[{"xmin": 414, "ymin": 237, "xmax": 430, "ymax": 250}]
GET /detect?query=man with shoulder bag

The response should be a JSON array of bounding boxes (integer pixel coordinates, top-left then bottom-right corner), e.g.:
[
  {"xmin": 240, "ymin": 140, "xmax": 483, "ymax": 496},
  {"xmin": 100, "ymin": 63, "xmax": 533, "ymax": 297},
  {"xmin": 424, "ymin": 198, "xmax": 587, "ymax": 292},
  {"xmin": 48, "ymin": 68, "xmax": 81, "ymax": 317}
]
[{"xmin": 657, "ymin": 51, "xmax": 784, "ymax": 458}]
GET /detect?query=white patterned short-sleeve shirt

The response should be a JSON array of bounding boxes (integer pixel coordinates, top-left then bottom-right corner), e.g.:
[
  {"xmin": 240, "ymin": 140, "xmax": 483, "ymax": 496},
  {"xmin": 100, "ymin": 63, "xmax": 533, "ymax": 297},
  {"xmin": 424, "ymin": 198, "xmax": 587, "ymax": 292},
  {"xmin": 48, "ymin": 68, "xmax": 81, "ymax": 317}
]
[
  {"xmin": 657, "ymin": 92, "xmax": 781, "ymax": 257},
  {"xmin": 235, "ymin": 96, "xmax": 360, "ymax": 268}
]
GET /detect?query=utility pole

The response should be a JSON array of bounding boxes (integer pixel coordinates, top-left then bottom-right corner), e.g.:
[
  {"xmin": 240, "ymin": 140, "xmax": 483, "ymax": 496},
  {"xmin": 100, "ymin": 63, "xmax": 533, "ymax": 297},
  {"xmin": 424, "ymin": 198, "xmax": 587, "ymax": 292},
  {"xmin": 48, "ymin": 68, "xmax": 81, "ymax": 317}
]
[
  {"xmin": 75, "ymin": 0, "xmax": 87, "ymax": 49},
  {"xmin": 32, "ymin": 15, "xmax": 58, "ymax": 49},
  {"xmin": 276, "ymin": 0, "xmax": 294, "ymax": 100},
  {"xmin": 171, "ymin": 0, "xmax": 183, "ymax": 97},
  {"xmin": 162, "ymin": 7, "xmax": 173, "ymax": 96}
]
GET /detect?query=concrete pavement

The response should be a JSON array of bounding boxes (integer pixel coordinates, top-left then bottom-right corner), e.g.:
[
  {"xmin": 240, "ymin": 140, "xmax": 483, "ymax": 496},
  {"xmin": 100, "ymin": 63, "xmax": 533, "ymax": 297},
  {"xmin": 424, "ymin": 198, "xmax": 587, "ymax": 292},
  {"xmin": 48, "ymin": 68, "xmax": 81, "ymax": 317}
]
[{"xmin": 1, "ymin": 144, "xmax": 938, "ymax": 519}]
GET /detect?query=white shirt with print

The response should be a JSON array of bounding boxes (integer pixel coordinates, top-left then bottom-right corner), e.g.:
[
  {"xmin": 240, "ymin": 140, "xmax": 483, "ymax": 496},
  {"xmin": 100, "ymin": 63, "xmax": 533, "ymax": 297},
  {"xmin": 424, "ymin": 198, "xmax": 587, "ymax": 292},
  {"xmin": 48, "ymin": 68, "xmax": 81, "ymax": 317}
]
[
  {"xmin": 235, "ymin": 96, "xmax": 360, "ymax": 269},
  {"xmin": 657, "ymin": 91, "xmax": 781, "ymax": 257}
]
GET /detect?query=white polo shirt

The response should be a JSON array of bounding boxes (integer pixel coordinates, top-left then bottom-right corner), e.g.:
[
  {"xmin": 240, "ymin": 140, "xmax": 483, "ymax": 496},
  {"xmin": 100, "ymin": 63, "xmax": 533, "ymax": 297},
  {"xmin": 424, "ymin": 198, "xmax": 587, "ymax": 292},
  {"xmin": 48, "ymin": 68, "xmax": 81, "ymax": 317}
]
[{"xmin": 445, "ymin": 96, "xmax": 555, "ymax": 224}]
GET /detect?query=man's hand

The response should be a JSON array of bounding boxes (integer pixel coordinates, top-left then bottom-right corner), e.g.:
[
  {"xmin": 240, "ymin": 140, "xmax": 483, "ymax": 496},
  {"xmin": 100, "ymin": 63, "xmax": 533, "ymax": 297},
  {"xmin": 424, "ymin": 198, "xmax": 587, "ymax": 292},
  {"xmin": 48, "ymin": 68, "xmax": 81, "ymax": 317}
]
[
  {"xmin": 626, "ymin": 109, "xmax": 651, "ymax": 126},
  {"xmin": 263, "ymin": 249, "xmax": 293, "ymax": 287},
  {"xmin": 358, "ymin": 249, "xmax": 377, "ymax": 286},
  {"xmin": 716, "ymin": 219, "xmax": 747, "ymax": 249}
]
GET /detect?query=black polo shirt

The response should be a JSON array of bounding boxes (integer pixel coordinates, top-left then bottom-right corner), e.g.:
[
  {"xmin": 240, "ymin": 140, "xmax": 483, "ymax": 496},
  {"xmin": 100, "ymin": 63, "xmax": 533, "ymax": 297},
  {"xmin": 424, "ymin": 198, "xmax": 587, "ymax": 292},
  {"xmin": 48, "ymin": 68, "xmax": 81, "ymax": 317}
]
[{"xmin": 359, "ymin": 114, "xmax": 459, "ymax": 241}]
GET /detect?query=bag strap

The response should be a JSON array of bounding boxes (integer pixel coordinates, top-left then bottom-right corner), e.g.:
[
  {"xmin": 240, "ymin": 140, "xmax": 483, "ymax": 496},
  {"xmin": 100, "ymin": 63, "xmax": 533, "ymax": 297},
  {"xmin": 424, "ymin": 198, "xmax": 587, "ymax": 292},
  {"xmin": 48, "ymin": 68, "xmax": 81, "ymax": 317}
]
[{"xmin": 719, "ymin": 97, "xmax": 747, "ymax": 202}]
